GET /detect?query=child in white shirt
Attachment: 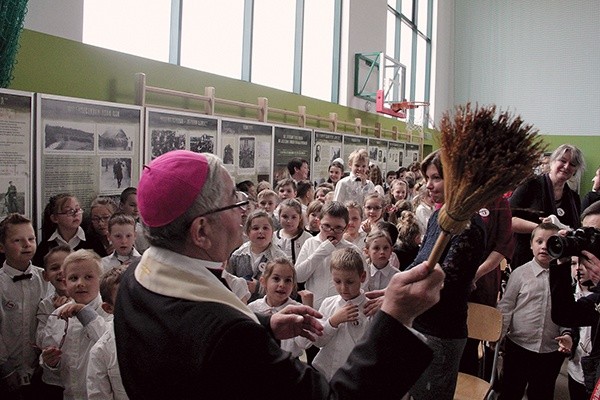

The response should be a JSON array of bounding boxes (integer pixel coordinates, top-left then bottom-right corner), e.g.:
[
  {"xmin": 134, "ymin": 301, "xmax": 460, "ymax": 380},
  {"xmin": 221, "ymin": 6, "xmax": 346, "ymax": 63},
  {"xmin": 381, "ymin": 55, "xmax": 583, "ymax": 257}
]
[
  {"xmin": 40, "ymin": 250, "xmax": 110, "ymax": 400},
  {"xmin": 364, "ymin": 230, "xmax": 399, "ymax": 291},
  {"xmin": 227, "ymin": 210, "xmax": 286, "ymax": 302},
  {"xmin": 36, "ymin": 245, "xmax": 72, "ymax": 398},
  {"xmin": 497, "ymin": 222, "xmax": 572, "ymax": 400},
  {"xmin": 0, "ymin": 214, "xmax": 48, "ymax": 398},
  {"xmin": 302, "ymin": 247, "xmax": 371, "ymax": 381},
  {"xmin": 333, "ymin": 149, "xmax": 374, "ymax": 206},
  {"xmin": 295, "ymin": 201, "xmax": 366, "ymax": 310},
  {"xmin": 256, "ymin": 190, "xmax": 280, "ymax": 230},
  {"xmin": 248, "ymin": 258, "xmax": 309, "ymax": 357},
  {"xmin": 86, "ymin": 266, "xmax": 128, "ymax": 400},
  {"xmin": 272, "ymin": 199, "xmax": 312, "ymax": 264},
  {"xmin": 101, "ymin": 214, "xmax": 141, "ymax": 273}
]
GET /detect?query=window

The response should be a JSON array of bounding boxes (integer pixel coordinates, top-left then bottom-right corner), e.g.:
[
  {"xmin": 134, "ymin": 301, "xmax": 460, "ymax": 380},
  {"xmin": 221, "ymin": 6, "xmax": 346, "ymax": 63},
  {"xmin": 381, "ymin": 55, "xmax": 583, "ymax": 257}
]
[
  {"xmin": 83, "ymin": 1, "xmax": 343, "ymax": 103},
  {"xmin": 301, "ymin": 0, "xmax": 336, "ymax": 101},
  {"xmin": 387, "ymin": 0, "xmax": 434, "ymax": 127},
  {"xmin": 83, "ymin": 0, "xmax": 171, "ymax": 62},
  {"xmin": 180, "ymin": 0, "xmax": 245, "ymax": 80},
  {"xmin": 251, "ymin": 0, "xmax": 296, "ymax": 92}
]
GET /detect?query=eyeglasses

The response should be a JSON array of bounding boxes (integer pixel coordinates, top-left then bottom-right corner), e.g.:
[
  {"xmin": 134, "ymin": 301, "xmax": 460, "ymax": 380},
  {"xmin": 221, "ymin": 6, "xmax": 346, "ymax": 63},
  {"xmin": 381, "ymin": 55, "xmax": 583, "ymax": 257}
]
[
  {"xmin": 365, "ymin": 206, "xmax": 383, "ymax": 211},
  {"xmin": 198, "ymin": 191, "xmax": 249, "ymax": 217},
  {"xmin": 91, "ymin": 216, "xmax": 111, "ymax": 223},
  {"xmin": 321, "ymin": 223, "xmax": 346, "ymax": 234},
  {"xmin": 56, "ymin": 208, "xmax": 84, "ymax": 217}
]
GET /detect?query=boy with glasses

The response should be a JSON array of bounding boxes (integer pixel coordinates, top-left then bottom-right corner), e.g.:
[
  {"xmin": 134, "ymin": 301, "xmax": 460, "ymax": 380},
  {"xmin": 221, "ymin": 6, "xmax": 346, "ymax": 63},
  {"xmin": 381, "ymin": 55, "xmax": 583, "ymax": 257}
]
[{"xmin": 295, "ymin": 201, "xmax": 367, "ymax": 310}]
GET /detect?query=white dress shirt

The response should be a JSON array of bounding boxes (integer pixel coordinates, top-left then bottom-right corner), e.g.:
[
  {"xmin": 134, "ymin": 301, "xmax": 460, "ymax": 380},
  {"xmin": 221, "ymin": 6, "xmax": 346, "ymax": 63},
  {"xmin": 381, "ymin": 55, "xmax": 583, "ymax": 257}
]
[
  {"xmin": 0, "ymin": 262, "xmax": 48, "ymax": 385},
  {"xmin": 101, "ymin": 248, "xmax": 142, "ymax": 273},
  {"xmin": 248, "ymin": 297, "xmax": 303, "ymax": 357},
  {"xmin": 48, "ymin": 227, "xmax": 86, "ymax": 249},
  {"xmin": 310, "ymin": 292, "xmax": 372, "ymax": 381},
  {"xmin": 86, "ymin": 320, "xmax": 129, "ymax": 400},
  {"xmin": 41, "ymin": 295, "xmax": 111, "ymax": 400},
  {"xmin": 366, "ymin": 262, "xmax": 400, "ymax": 291},
  {"xmin": 333, "ymin": 173, "xmax": 375, "ymax": 206},
  {"xmin": 295, "ymin": 236, "xmax": 365, "ymax": 309},
  {"xmin": 36, "ymin": 288, "xmax": 66, "ymax": 387},
  {"xmin": 497, "ymin": 258, "xmax": 566, "ymax": 353}
]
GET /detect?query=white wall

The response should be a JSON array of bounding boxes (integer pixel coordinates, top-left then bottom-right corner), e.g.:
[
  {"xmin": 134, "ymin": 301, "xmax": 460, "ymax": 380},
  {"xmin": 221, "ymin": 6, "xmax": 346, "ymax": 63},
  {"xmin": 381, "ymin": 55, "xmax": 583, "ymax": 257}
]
[
  {"xmin": 24, "ymin": 0, "xmax": 84, "ymax": 42},
  {"xmin": 431, "ymin": 0, "xmax": 455, "ymax": 126},
  {"xmin": 454, "ymin": 0, "xmax": 600, "ymax": 135},
  {"xmin": 339, "ymin": 0, "xmax": 388, "ymax": 111}
]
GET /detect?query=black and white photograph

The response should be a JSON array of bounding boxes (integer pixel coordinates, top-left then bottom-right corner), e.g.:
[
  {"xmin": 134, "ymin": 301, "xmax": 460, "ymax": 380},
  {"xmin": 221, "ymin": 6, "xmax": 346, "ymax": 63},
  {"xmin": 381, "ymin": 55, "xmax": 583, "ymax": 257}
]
[
  {"xmin": 223, "ymin": 143, "xmax": 234, "ymax": 164},
  {"xmin": 1, "ymin": 178, "xmax": 25, "ymax": 216},
  {"xmin": 151, "ymin": 129, "xmax": 186, "ymax": 159},
  {"xmin": 44, "ymin": 122, "xmax": 95, "ymax": 152},
  {"xmin": 100, "ymin": 157, "xmax": 132, "ymax": 191},
  {"xmin": 146, "ymin": 109, "xmax": 219, "ymax": 163},
  {"xmin": 239, "ymin": 136, "xmax": 255, "ymax": 169},
  {"xmin": 0, "ymin": 89, "xmax": 33, "ymax": 218},
  {"xmin": 190, "ymin": 134, "xmax": 215, "ymax": 154},
  {"xmin": 99, "ymin": 126, "xmax": 132, "ymax": 151}
]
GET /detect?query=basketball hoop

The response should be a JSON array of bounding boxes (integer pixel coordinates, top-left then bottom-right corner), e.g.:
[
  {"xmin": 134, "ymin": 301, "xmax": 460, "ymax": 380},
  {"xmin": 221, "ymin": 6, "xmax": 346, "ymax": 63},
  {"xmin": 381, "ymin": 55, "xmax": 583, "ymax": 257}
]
[{"xmin": 390, "ymin": 100, "xmax": 430, "ymax": 112}]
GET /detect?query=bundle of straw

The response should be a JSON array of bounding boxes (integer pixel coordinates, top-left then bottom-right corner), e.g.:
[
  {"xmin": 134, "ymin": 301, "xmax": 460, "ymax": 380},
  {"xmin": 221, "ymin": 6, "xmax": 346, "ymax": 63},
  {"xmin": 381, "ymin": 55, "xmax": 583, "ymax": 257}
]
[{"xmin": 427, "ymin": 104, "xmax": 546, "ymax": 270}]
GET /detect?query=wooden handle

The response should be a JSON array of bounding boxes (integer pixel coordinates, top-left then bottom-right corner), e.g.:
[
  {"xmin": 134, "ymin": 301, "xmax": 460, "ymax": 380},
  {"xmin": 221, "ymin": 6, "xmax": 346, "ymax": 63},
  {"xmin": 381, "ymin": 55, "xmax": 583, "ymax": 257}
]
[{"xmin": 426, "ymin": 230, "xmax": 451, "ymax": 272}]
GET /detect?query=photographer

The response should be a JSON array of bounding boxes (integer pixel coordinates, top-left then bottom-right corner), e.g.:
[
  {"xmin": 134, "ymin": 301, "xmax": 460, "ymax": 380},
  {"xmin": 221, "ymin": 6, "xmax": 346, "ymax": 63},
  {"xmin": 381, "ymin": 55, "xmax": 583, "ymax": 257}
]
[{"xmin": 549, "ymin": 201, "xmax": 600, "ymax": 396}]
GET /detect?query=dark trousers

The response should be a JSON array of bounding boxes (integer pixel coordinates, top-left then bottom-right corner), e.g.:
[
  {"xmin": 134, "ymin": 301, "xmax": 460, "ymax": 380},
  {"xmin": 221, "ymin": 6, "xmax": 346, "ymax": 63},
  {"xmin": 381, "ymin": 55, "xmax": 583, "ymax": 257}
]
[
  {"xmin": 0, "ymin": 369, "xmax": 62, "ymax": 400},
  {"xmin": 568, "ymin": 374, "xmax": 588, "ymax": 400},
  {"xmin": 499, "ymin": 338, "xmax": 565, "ymax": 400}
]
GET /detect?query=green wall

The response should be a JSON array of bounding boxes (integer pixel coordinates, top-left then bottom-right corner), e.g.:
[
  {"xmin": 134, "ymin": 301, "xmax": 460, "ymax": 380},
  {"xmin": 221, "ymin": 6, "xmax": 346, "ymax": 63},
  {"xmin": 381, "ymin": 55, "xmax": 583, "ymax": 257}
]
[{"xmin": 9, "ymin": 30, "xmax": 599, "ymax": 193}]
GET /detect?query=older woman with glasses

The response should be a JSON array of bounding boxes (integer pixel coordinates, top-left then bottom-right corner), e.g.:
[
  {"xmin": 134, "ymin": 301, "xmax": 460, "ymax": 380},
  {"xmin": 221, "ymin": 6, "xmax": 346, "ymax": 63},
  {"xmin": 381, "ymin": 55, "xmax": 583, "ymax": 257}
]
[
  {"xmin": 114, "ymin": 150, "xmax": 446, "ymax": 399},
  {"xmin": 510, "ymin": 144, "xmax": 585, "ymax": 269}
]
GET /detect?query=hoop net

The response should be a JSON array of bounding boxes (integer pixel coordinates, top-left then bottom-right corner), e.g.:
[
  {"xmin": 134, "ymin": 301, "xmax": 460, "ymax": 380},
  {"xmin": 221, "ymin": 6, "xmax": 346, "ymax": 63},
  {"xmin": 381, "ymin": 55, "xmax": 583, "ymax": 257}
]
[{"xmin": 391, "ymin": 101, "xmax": 430, "ymax": 138}]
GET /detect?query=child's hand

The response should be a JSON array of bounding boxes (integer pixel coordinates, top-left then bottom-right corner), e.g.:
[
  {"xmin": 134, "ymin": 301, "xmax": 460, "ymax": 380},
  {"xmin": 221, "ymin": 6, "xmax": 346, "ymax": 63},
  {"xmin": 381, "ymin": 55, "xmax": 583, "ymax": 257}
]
[
  {"xmin": 329, "ymin": 303, "xmax": 359, "ymax": 328},
  {"xmin": 327, "ymin": 235, "xmax": 341, "ymax": 246},
  {"xmin": 361, "ymin": 219, "xmax": 372, "ymax": 234},
  {"xmin": 297, "ymin": 290, "xmax": 314, "ymax": 308},
  {"xmin": 53, "ymin": 295, "xmax": 71, "ymax": 309},
  {"xmin": 247, "ymin": 278, "xmax": 258, "ymax": 294},
  {"xmin": 58, "ymin": 303, "xmax": 85, "ymax": 319},
  {"xmin": 42, "ymin": 346, "xmax": 62, "ymax": 367},
  {"xmin": 556, "ymin": 333, "xmax": 573, "ymax": 354}
]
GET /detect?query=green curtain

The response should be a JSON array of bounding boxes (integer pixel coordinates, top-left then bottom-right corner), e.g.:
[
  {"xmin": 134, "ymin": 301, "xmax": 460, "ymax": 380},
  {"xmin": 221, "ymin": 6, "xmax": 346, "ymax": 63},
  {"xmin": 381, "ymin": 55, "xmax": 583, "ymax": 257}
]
[{"xmin": 0, "ymin": 0, "xmax": 29, "ymax": 88}]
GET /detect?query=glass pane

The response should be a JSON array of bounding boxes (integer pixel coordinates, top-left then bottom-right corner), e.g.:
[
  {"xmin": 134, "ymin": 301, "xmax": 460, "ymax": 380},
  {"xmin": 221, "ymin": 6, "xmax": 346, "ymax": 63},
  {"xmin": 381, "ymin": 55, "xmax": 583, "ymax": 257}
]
[
  {"xmin": 386, "ymin": 10, "xmax": 396, "ymax": 57},
  {"xmin": 417, "ymin": 0, "xmax": 429, "ymax": 34},
  {"xmin": 399, "ymin": 21, "xmax": 413, "ymax": 99},
  {"xmin": 180, "ymin": 0, "xmax": 245, "ymax": 80},
  {"xmin": 415, "ymin": 38, "xmax": 429, "ymax": 127},
  {"xmin": 83, "ymin": 0, "xmax": 171, "ymax": 62},
  {"xmin": 252, "ymin": 0, "xmax": 296, "ymax": 92},
  {"xmin": 415, "ymin": 37, "xmax": 426, "ymax": 103},
  {"xmin": 302, "ymin": 0, "xmax": 335, "ymax": 101},
  {"xmin": 401, "ymin": 0, "xmax": 414, "ymax": 21}
]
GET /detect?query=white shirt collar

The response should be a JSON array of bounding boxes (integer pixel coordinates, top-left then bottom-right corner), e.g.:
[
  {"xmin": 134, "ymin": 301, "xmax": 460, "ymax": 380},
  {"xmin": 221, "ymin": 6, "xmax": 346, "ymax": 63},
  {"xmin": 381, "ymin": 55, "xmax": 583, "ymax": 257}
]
[
  {"xmin": 2, "ymin": 261, "xmax": 33, "ymax": 277},
  {"xmin": 48, "ymin": 226, "xmax": 86, "ymax": 246},
  {"xmin": 370, "ymin": 262, "xmax": 393, "ymax": 277}
]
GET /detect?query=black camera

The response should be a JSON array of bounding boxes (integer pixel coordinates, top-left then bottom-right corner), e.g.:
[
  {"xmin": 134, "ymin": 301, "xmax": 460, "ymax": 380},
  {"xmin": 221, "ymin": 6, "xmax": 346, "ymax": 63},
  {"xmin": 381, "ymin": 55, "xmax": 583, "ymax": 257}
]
[{"xmin": 547, "ymin": 226, "xmax": 600, "ymax": 259}]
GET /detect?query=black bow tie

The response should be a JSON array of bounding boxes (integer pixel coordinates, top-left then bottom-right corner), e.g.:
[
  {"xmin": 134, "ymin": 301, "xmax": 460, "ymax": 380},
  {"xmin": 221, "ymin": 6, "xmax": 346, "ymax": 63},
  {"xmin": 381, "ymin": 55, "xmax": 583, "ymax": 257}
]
[{"xmin": 12, "ymin": 273, "xmax": 33, "ymax": 282}]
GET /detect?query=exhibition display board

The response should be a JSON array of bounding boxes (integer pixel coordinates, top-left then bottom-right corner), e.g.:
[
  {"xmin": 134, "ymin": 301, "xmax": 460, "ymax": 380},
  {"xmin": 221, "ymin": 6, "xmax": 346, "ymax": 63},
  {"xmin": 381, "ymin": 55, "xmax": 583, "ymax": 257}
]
[{"xmin": 0, "ymin": 88, "xmax": 421, "ymax": 232}]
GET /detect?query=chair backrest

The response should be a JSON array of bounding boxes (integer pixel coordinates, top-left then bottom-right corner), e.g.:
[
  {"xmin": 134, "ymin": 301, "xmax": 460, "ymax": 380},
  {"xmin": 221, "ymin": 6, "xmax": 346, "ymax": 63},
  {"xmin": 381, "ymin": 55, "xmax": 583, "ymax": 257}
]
[{"xmin": 466, "ymin": 302, "xmax": 502, "ymax": 342}]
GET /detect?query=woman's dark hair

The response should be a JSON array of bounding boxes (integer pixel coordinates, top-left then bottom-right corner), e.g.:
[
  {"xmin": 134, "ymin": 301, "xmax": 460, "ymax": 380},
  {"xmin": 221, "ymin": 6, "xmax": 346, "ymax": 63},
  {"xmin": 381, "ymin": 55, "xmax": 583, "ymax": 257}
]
[{"xmin": 420, "ymin": 150, "xmax": 443, "ymax": 179}]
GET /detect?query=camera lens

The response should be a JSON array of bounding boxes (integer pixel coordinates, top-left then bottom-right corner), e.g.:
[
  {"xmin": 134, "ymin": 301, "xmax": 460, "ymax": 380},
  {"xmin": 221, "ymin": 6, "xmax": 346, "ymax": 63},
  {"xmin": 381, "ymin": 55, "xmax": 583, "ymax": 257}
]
[{"xmin": 547, "ymin": 235, "xmax": 568, "ymax": 259}]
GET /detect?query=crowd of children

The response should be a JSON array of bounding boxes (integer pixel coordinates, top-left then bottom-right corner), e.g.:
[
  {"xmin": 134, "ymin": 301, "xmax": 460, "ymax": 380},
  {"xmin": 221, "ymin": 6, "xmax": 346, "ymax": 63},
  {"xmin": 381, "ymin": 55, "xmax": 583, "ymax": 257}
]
[{"xmin": 1, "ymin": 144, "xmax": 594, "ymax": 399}]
